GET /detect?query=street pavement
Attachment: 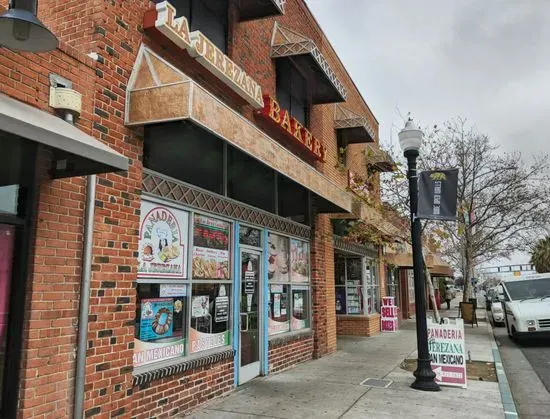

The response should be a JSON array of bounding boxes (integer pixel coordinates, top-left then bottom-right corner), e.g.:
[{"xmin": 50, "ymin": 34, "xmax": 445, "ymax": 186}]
[
  {"xmin": 186, "ymin": 310, "xmax": 504, "ymax": 419},
  {"xmin": 492, "ymin": 319, "xmax": 550, "ymax": 418}
]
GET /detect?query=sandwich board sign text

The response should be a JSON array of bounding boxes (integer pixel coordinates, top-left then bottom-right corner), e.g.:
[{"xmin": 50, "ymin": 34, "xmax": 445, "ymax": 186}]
[{"xmin": 427, "ymin": 318, "xmax": 467, "ymax": 388}]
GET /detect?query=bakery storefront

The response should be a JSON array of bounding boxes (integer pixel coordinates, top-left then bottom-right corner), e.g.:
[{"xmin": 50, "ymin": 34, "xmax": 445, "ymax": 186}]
[{"xmin": 127, "ymin": 5, "xmax": 353, "ymax": 390}]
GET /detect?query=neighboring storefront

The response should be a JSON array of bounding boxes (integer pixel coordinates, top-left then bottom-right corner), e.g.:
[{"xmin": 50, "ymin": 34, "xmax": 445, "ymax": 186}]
[{"xmin": 333, "ymin": 236, "xmax": 382, "ymax": 336}]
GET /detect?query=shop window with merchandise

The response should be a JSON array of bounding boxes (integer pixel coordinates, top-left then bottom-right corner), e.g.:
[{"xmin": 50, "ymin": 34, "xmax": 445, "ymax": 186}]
[
  {"xmin": 134, "ymin": 200, "xmax": 233, "ymax": 371},
  {"xmin": 335, "ymin": 255, "xmax": 379, "ymax": 315},
  {"xmin": 267, "ymin": 233, "xmax": 311, "ymax": 336}
]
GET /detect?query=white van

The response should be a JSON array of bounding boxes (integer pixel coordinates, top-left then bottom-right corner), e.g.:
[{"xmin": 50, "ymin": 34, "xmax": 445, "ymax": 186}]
[{"xmin": 498, "ymin": 274, "xmax": 550, "ymax": 341}]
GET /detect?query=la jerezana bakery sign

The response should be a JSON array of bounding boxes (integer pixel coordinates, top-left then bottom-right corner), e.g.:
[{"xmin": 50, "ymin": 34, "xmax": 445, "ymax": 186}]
[
  {"xmin": 143, "ymin": 1, "xmax": 264, "ymax": 109},
  {"xmin": 258, "ymin": 95, "xmax": 327, "ymax": 162}
]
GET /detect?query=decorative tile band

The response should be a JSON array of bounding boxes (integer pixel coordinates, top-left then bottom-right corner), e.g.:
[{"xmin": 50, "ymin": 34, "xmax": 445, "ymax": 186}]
[
  {"xmin": 133, "ymin": 348, "xmax": 235, "ymax": 387},
  {"xmin": 142, "ymin": 170, "xmax": 311, "ymax": 239}
]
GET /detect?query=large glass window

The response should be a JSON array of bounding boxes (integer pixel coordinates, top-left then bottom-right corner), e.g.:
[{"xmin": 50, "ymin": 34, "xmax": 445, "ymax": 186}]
[
  {"xmin": 365, "ymin": 259, "xmax": 379, "ymax": 314},
  {"xmin": 276, "ymin": 60, "xmax": 309, "ymax": 127},
  {"xmin": 134, "ymin": 201, "xmax": 233, "ymax": 369},
  {"xmin": 268, "ymin": 233, "xmax": 311, "ymax": 335},
  {"xmin": 172, "ymin": 0, "xmax": 229, "ymax": 53},
  {"xmin": 334, "ymin": 256, "xmax": 379, "ymax": 315}
]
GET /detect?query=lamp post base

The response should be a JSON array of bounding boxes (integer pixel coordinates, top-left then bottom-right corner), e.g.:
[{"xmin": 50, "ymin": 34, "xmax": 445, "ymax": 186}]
[{"xmin": 411, "ymin": 361, "xmax": 441, "ymax": 392}]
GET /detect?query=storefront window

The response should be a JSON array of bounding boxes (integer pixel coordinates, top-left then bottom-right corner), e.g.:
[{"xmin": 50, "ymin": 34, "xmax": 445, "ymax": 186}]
[
  {"xmin": 268, "ymin": 233, "xmax": 311, "ymax": 335},
  {"xmin": 365, "ymin": 260, "xmax": 379, "ymax": 314},
  {"xmin": 239, "ymin": 226, "xmax": 262, "ymax": 248},
  {"xmin": 334, "ymin": 256, "xmax": 379, "ymax": 315},
  {"xmin": 134, "ymin": 200, "xmax": 233, "ymax": 369}
]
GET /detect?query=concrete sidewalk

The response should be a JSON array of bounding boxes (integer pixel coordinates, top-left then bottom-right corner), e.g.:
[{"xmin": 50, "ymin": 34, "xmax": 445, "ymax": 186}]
[{"xmin": 187, "ymin": 316, "xmax": 505, "ymax": 419}]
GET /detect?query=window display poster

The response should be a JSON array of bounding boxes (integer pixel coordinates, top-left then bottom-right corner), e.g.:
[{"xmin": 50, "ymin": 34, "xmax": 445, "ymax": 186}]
[
  {"xmin": 159, "ymin": 284, "xmax": 187, "ymax": 297},
  {"xmin": 290, "ymin": 239, "xmax": 309, "ymax": 282},
  {"xmin": 273, "ymin": 293, "xmax": 281, "ymax": 318},
  {"xmin": 192, "ymin": 215, "xmax": 230, "ymax": 279},
  {"xmin": 268, "ymin": 318, "xmax": 290, "ymax": 335},
  {"xmin": 335, "ymin": 288, "xmax": 346, "ymax": 314},
  {"xmin": 138, "ymin": 201, "xmax": 189, "ymax": 279},
  {"xmin": 190, "ymin": 328, "xmax": 230, "ymax": 353},
  {"xmin": 214, "ymin": 296, "xmax": 229, "ymax": 323},
  {"xmin": 268, "ymin": 233, "xmax": 289, "ymax": 282},
  {"xmin": 191, "ymin": 295, "xmax": 210, "ymax": 318},
  {"xmin": 139, "ymin": 298, "xmax": 174, "ymax": 342},
  {"xmin": 133, "ymin": 337, "xmax": 185, "ymax": 367}
]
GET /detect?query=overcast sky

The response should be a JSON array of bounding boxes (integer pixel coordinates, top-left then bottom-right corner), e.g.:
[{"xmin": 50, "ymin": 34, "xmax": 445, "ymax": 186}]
[
  {"xmin": 306, "ymin": 0, "xmax": 550, "ymax": 156},
  {"xmin": 306, "ymin": 0, "xmax": 550, "ymax": 266}
]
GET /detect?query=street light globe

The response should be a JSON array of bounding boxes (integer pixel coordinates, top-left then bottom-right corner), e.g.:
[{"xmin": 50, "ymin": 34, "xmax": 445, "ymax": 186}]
[{"xmin": 398, "ymin": 119, "xmax": 423, "ymax": 153}]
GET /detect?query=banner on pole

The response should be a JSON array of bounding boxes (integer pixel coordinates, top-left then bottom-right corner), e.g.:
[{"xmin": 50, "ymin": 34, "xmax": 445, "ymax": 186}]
[{"xmin": 417, "ymin": 169, "xmax": 458, "ymax": 221}]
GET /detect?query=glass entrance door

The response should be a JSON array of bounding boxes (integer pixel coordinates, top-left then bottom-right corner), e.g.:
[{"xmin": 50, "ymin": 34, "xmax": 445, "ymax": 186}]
[{"xmin": 239, "ymin": 250, "xmax": 262, "ymax": 384}]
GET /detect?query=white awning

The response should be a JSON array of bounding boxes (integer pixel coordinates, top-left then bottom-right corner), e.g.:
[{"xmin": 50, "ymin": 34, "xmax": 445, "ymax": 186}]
[{"xmin": 0, "ymin": 93, "xmax": 128, "ymax": 177}]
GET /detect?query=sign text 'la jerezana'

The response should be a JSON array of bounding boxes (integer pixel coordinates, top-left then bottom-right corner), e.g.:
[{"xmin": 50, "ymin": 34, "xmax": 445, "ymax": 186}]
[{"xmin": 144, "ymin": 1, "xmax": 264, "ymax": 108}]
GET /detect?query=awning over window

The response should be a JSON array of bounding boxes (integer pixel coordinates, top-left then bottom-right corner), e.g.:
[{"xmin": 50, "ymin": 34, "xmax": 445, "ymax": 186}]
[
  {"xmin": 365, "ymin": 143, "xmax": 396, "ymax": 172},
  {"xmin": 271, "ymin": 23, "xmax": 346, "ymax": 104},
  {"xmin": 238, "ymin": 0, "xmax": 284, "ymax": 21},
  {"xmin": 126, "ymin": 46, "xmax": 353, "ymax": 214},
  {"xmin": 334, "ymin": 103, "xmax": 376, "ymax": 144},
  {"xmin": 0, "ymin": 93, "xmax": 128, "ymax": 178}
]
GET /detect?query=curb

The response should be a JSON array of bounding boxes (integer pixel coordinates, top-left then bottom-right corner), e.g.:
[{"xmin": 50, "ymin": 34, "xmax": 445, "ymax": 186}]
[{"xmin": 487, "ymin": 320, "xmax": 519, "ymax": 418}]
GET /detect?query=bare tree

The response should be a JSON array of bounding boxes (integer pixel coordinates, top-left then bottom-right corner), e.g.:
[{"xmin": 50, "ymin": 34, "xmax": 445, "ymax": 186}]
[{"xmin": 383, "ymin": 118, "xmax": 550, "ymax": 301}]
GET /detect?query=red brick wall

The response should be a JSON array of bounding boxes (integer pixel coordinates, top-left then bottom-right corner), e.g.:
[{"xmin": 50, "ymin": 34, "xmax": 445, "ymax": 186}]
[
  {"xmin": 268, "ymin": 336, "xmax": 314, "ymax": 374},
  {"xmin": 310, "ymin": 214, "xmax": 337, "ymax": 357},
  {"xmin": 336, "ymin": 314, "xmax": 381, "ymax": 337},
  {"xmin": 131, "ymin": 359, "xmax": 234, "ymax": 419}
]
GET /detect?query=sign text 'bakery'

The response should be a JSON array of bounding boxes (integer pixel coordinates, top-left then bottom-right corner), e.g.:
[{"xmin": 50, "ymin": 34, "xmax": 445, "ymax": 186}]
[
  {"xmin": 258, "ymin": 95, "xmax": 327, "ymax": 162},
  {"xmin": 143, "ymin": 1, "xmax": 264, "ymax": 109}
]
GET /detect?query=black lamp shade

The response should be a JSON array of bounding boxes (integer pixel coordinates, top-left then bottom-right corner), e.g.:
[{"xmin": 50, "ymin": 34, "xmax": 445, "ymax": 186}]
[{"xmin": 0, "ymin": 8, "xmax": 58, "ymax": 52}]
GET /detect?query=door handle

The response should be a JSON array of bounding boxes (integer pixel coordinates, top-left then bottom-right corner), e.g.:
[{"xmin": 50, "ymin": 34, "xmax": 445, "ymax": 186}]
[{"xmin": 240, "ymin": 313, "xmax": 249, "ymax": 332}]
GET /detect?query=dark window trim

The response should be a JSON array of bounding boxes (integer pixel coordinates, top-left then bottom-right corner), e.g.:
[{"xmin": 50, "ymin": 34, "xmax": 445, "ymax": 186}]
[
  {"xmin": 276, "ymin": 59, "xmax": 311, "ymax": 128},
  {"xmin": 1, "ymin": 144, "xmax": 38, "ymax": 419}
]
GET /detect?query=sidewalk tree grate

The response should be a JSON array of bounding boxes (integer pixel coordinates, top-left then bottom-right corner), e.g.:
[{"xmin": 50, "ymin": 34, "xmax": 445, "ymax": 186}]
[{"xmin": 359, "ymin": 378, "xmax": 393, "ymax": 388}]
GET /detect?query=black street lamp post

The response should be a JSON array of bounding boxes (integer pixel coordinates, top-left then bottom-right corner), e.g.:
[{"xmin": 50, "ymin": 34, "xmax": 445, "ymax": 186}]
[{"xmin": 399, "ymin": 119, "xmax": 441, "ymax": 392}]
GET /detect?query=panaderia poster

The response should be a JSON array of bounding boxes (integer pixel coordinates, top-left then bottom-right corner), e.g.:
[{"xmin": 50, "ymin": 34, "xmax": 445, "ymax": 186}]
[
  {"xmin": 192, "ymin": 215, "xmax": 230, "ymax": 279},
  {"xmin": 137, "ymin": 200, "xmax": 189, "ymax": 279}
]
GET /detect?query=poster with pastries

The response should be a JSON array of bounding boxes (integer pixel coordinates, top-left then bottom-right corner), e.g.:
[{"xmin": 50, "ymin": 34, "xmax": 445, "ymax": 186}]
[
  {"xmin": 137, "ymin": 200, "xmax": 189, "ymax": 279},
  {"xmin": 192, "ymin": 215, "xmax": 230, "ymax": 279},
  {"xmin": 290, "ymin": 239, "xmax": 309, "ymax": 282},
  {"xmin": 139, "ymin": 298, "xmax": 174, "ymax": 342}
]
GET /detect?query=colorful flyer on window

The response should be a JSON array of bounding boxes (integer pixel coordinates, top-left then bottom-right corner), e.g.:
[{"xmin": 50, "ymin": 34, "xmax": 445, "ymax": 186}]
[
  {"xmin": 133, "ymin": 337, "xmax": 185, "ymax": 367},
  {"xmin": 273, "ymin": 293, "xmax": 281, "ymax": 318},
  {"xmin": 192, "ymin": 215, "xmax": 230, "ymax": 279},
  {"xmin": 191, "ymin": 295, "xmax": 210, "ymax": 318},
  {"xmin": 139, "ymin": 298, "xmax": 174, "ymax": 342},
  {"xmin": 268, "ymin": 233, "xmax": 290, "ymax": 282},
  {"xmin": 138, "ymin": 201, "xmax": 188, "ymax": 279},
  {"xmin": 189, "ymin": 328, "xmax": 230, "ymax": 353},
  {"xmin": 290, "ymin": 239, "xmax": 309, "ymax": 282}
]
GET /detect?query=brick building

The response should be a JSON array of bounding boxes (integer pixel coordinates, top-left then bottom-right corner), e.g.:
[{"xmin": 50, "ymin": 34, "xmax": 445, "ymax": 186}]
[{"xmin": 0, "ymin": 1, "xmax": 426, "ymax": 418}]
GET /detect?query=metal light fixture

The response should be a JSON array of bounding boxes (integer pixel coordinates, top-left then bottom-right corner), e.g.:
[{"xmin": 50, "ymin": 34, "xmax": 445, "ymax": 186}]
[
  {"xmin": 398, "ymin": 118, "xmax": 440, "ymax": 392},
  {"xmin": 398, "ymin": 118, "xmax": 423, "ymax": 153},
  {"xmin": 0, "ymin": 0, "xmax": 58, "ymax": 52}
]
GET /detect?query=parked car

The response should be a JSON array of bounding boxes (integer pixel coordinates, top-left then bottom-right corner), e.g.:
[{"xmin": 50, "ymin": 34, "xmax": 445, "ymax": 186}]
[
  {"xmin": 490, "ymin": 299, "xmax": 505, "ymax": 326},
  {"xmin": 486, "ymin": 287, "xmax": 498, "ymax": 310},
  {"xmin": 499, "ymin": 275, "xmax": 550, "ymax": 341}
]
